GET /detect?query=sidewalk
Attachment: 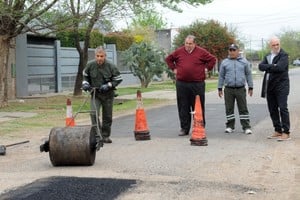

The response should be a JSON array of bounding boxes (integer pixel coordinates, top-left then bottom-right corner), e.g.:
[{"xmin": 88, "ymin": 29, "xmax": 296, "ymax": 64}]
[{"xmin": 118, "ymin": 90, "xmax": 176, "ymax": 100}]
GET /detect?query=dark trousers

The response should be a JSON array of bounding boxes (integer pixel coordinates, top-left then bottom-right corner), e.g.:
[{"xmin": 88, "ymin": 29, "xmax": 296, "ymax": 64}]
[
  {"xmin": 224, "ymin": 87, "xmax": 251, "ymax": 130},
  {"xmin": 176, "ymin": 80, "xmax": 205, "ymax": 133},
  {"xmin": 90, "ymin": 91, "xmax": 114, "ymax": 138},
  {"xmin": 267, "ymin": 90, "xmax": 290, "ymax": 134}
]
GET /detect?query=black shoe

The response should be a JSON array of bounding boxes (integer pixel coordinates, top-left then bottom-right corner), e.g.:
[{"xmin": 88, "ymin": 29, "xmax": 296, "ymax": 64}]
[
  {"xmin": 95, "ymin": 136, "xmax": 103, "ymax": 151},
  {"xmin": 103, "ymin": 137, "xmax": 112, "ymax": 143},
  {"xmin": 178, "ymin": 129, "xmax": 188, "ymax": 136}
]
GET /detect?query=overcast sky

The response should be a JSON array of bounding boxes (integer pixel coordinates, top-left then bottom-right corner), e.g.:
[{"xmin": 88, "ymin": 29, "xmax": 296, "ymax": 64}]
[{"xmin": 158, "ymin": 0, "xmax": 299, "ymax": 49}]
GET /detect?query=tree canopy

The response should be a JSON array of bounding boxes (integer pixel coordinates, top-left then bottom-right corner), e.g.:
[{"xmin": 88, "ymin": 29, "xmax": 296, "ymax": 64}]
[
  {"xmin": 130, "ymin": 9, "xmax": 167, "ymax": 30},
  {"xmin": 278, "ymin": 31, "xmax": 300, "ymax": 63},
  {"xmin": 0, "ymin": 0, "xmax": 58, "ymax": 107},
  {"xmin": 173, "ymin": 20, "xmax": 235, "ymax": 61},
  {"xmin": 0, "ymin": 0, "xmax": 214, "ymax": 106},
  {"xmin": 122, "ymin": 41, "xmax": 166, "ymax": 88}
]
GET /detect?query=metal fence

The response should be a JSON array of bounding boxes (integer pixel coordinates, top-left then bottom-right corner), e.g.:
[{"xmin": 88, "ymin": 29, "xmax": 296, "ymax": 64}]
[
  {"xmin": 15, "ymin": 35, "xmax": 125, "ymax": 97},
  {"xmin": 15, "ymin": 30, "xmax": 173, "ymax": 97}
]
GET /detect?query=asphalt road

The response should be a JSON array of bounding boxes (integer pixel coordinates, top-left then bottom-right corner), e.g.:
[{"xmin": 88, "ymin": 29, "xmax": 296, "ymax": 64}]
[
  {"xmin": 112, "ymin": 103, "xmax": 269, "ymax": 139},
  {"xmin": 1, "ymin": 68, "xmax": 300, "ymax": 200}
]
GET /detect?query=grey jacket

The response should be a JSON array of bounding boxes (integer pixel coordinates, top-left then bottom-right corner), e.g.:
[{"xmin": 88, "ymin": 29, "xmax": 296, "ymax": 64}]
[{"xmin": 218, "ymin": 56, "xmax": 253, "ymax": 90}]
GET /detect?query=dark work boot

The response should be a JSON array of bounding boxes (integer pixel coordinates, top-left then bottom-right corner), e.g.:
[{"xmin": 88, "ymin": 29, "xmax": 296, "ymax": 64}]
[
  {"xmin": 178, "ymin": 129, "xmax": 189, "ymax": 136},
  {"xmin": 103, "ymin": 137, "xmax": 112, "ymax": 143},
  {"xmin": 95, "ymin": 135, "xmax": 103, "ymax": 150}
]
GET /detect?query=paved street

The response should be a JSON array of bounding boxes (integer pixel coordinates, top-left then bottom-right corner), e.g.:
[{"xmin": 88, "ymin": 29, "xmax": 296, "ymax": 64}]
[{"xmin": 0, "ymin": 68, "xmax": 300, "ymax": 200}]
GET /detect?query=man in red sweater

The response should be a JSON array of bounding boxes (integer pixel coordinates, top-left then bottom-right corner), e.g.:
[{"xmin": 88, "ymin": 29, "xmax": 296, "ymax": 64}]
[{"xmin": 165, "ymin": 35, "xmax": 217, "ymax": 136}]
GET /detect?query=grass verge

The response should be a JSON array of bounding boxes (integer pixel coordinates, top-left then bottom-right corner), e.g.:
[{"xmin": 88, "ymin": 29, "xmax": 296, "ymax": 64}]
[{"xmin": 0, "ymin": 80, "xmax": 217, "ymax": 136}]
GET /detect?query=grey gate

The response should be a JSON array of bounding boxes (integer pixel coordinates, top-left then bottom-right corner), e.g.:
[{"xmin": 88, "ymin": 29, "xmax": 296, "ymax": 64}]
[{"xmin": 15, "ymin": 34, "xmax": 117, "ymax": 97}]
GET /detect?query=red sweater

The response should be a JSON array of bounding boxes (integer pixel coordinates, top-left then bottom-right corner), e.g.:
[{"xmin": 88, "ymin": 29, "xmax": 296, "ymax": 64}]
[{"xmin": 165, "ymin": 46, "xmax": 216, "ymax": 82}]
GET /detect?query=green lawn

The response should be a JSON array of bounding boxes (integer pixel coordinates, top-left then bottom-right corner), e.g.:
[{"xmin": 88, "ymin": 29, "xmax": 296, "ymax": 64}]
[{"xmin": 0, "ymin": 79, "xmax": 217, "ymax": 135}]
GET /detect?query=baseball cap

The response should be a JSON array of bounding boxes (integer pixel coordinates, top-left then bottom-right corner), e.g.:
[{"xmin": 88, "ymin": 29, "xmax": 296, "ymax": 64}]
[{"xmin": 228, "ymin": 44, "xmax": 239, "ymax": 50}]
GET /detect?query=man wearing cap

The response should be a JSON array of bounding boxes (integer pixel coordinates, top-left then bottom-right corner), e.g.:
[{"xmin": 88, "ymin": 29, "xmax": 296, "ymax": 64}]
[{"xmin": 218, "ymin": 44, "xmax": 253, "ymax": 134}]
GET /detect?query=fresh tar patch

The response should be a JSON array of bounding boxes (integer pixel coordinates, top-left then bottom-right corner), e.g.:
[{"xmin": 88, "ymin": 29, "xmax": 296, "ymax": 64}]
[{"xmin": 0, "ymin": 176, "xmax": 137, "ymax": 200}]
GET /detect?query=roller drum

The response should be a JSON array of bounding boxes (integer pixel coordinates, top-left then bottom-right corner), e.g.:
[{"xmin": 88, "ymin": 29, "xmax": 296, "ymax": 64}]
[{"xmin": 48, "ymin": 125, "xmax": 96, "ymax": 166}]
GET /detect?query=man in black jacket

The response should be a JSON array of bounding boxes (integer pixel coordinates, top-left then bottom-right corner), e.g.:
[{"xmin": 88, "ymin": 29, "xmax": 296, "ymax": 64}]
[
  {"xmin": 259, "ymin": 37, "xmax": 291, "ymax": 141},
  {"xmin": 82, "ymin": 46, "xmax": 122, "ymax": 145}
]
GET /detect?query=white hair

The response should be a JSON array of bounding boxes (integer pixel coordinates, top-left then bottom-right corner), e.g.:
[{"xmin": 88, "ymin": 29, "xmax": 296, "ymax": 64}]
[{"xmin": 269, "ymin": 36, "xmax": 280, "ymax": 44}]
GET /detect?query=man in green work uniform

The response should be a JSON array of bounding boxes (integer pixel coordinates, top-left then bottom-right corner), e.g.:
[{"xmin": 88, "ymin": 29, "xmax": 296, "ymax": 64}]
[{"xmin": 82, "ymin": 46, "xmax": 122, "ymax": 146}]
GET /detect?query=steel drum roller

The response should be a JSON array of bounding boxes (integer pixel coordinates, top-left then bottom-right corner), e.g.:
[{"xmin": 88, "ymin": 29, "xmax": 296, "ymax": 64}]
[{"xmin": 48, "ymin": 125, "xmax": 96, "ymax": 166}]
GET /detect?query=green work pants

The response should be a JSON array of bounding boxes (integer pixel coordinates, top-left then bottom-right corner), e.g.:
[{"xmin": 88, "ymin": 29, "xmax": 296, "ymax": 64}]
[
  {"xmin": 224, "ymin": 87, "xmax": 251, "ymax": 130},
  {"xmin": 90, "ymin": 91, "xmax": 114, "ymax": 138}
]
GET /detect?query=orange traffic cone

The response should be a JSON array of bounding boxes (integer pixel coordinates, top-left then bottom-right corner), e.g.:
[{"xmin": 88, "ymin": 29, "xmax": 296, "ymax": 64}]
[
  {"xmin": 133, "ymin": 90, "xmax": 150, "ymax": 140},
  {"xmin": 190, "ymin": 95, "xmax": 208, "ymax": 146},
  {"xmin": 65, "ymin": 98, "xmax": 75, "ymax": 127}
]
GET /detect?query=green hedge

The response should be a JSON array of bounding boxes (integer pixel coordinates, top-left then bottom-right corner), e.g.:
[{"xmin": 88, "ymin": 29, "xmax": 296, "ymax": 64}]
[
  {"xmin": 56, "ymin": 29, "xmax": 104, "ymax": 48},
  {"xmin": 104, "ymin": 32, "xmax": 134, "ymax": 51},
  {"xmin": 56, "ymin": 29, "xmax": 134, "ymax": 51}
]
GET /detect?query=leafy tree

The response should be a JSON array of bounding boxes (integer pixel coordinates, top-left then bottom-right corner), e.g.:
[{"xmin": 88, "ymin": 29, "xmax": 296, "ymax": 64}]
[
  {"xmin": 121, "ymin": 9, "xmax": 169, "ymax": 85},
  {"xmin": 278, "ymin": 30, "xmax": 300, "ymax": 63},
  {"xmin": 89, "ymin": 30, "xmax": 105, "ymax": 48},
  {"xmin": 130, "ymin": 9, "xmax": 167, "ymax": 30},
  {"xmin": 171, "ymin": 20, "xmax": 235, "ymax": 78},
  {"xmin": 123, "ymin": 8, "xmax": 167, "ymax": 46},
  {"xmin": 56, "ymin": 29, "xmax": 86, "ymax": 47},
  {"xmin": 0, "ymin": 0, "xmax": 213, "ymax": 106},
  {"xmin": 121, "ymin": 42, "xmax": 166, "ymax": 88},
  {"xmin": 104, "ymin": 32, "xmax": 134, "ymax": 51},
  {"xmin": 245, "ymin": 50, "xmax": 261, "ymax": 61},
  {"xmin": 0, "ymin": 0, "xmax": 58, "ymax": 107},
  {"xmin": 129, "ymin": 26, "xmax": 157, "ymax": 45},
  {"xmin": 173, "ymin": 20, "xmax": 235, "ymax": 61},
  {"xmin": 56, "ymin": 29, "xmax": 104, "ymax": 48},
  {"xmin": 49, "ymin": 0, "xmax": 214, "ymax": 96}
]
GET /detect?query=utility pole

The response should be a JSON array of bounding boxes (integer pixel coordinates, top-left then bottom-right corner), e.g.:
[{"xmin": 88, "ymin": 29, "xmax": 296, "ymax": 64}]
[
  {"xmin": 260, "ymin": 38, "xmax": 264, "ymax": 60},
  {"xmin": 249, "ymin": 39, "xmax": 252, "ymax": 63}
]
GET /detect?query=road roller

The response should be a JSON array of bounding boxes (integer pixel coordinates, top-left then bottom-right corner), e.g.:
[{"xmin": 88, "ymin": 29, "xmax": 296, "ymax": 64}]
[
  {"xmin": 40, "ymin": 125, "xmax": 101, "ymax": 166},
  {"xmin": 40, "ymin": 90, "xmax": 103, "ymax": 166}
]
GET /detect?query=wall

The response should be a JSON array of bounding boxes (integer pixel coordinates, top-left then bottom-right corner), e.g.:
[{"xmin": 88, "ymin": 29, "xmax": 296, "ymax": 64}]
[
  {"xmin": 12, "ymin": 30, "xmax": 172, "ymax": 98},
  {"xmin": 15, "ymin": 35, "xmax": 120, "ymax": 97}
]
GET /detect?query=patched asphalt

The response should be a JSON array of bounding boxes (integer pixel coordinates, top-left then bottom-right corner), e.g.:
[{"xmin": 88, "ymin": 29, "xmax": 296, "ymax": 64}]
[{"xmin": 0, "ymin": 177, "xmax": 136, "ymax": 200}]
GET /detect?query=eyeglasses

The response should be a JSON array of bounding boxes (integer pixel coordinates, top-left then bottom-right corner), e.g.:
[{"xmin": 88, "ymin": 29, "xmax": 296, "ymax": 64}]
[
  {"xmin": 229, "ymin": 49, "xmax": 236, "ymax": 52},
  {"xmin": 272, "ymin": 44, "xmax": 279, "ymax": 47}
]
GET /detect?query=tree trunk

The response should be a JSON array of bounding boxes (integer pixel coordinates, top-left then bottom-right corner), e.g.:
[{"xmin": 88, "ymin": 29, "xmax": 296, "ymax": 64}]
[
  {"xmin": 73, "ymin": 54, "xmax": 84, "ymax": 96},
  {"xmin": 0, "ymin": 36, "xmax": 10, "ymax": 107},
  {"xmin": 140, "ymin": 79, "xmax": 146, "ymax": 88},
  {"xmin": 73, "ymin": 45, "xmax": 89, "ymax": 96}
]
